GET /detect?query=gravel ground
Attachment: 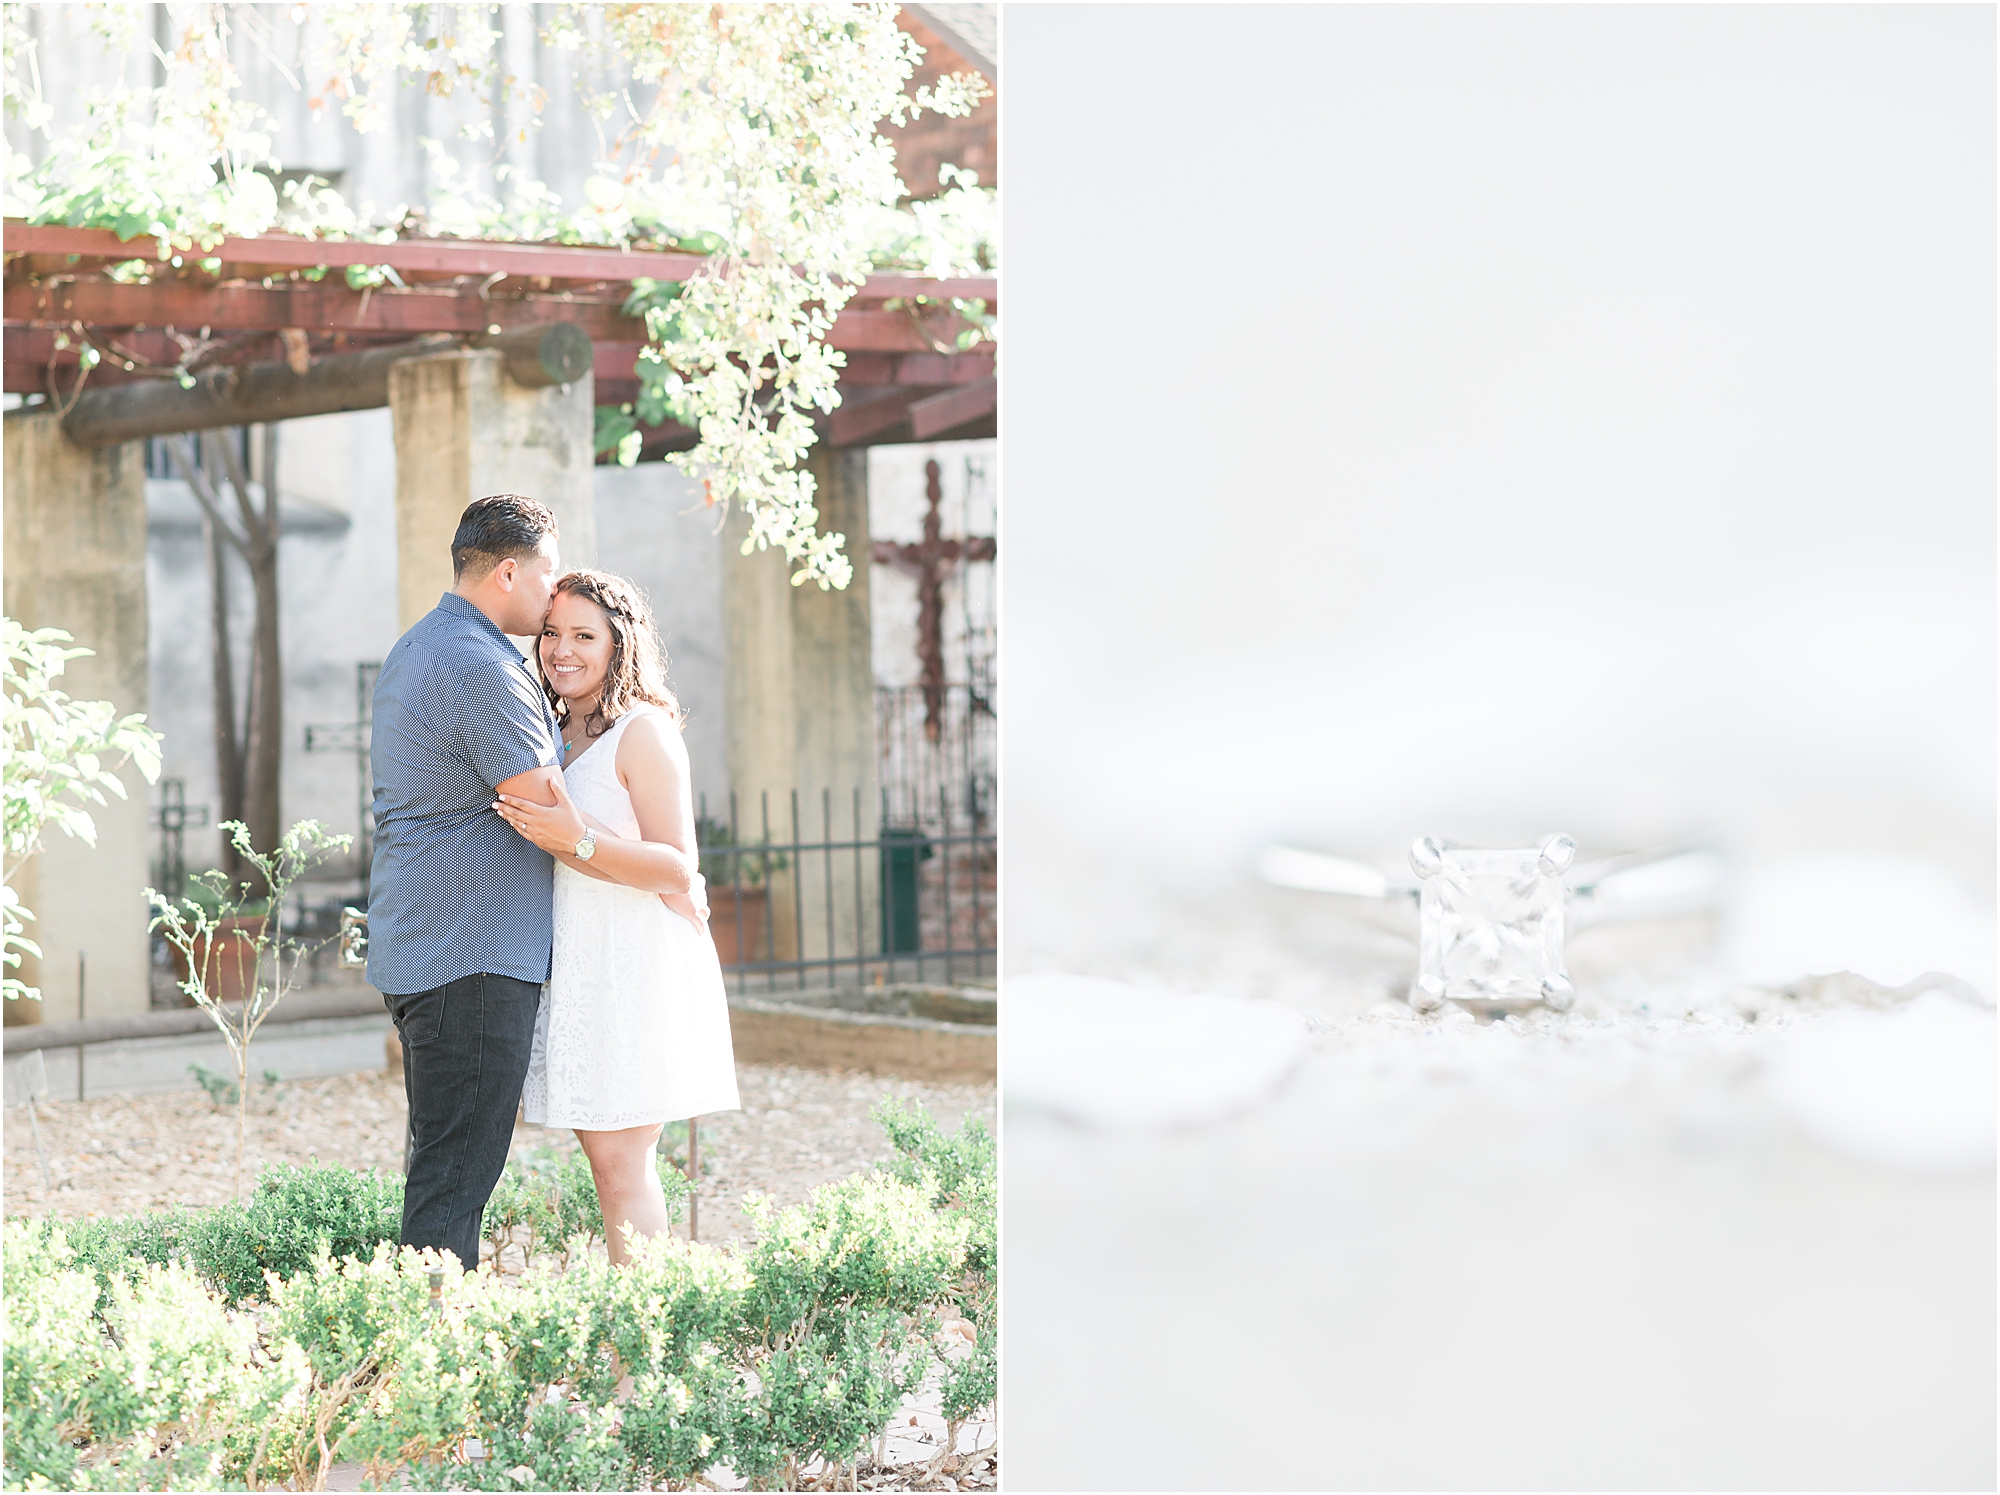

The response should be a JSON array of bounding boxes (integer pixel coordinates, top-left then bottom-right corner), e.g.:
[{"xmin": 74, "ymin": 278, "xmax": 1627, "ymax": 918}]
[{"xmin": 3, "ymin": 1061, "xmax": 995, "ymax": 1247}]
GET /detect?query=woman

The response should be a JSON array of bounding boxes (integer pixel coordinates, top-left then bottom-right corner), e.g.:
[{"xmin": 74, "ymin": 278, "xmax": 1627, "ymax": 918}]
[{"xmin": 494, "ymin": 569, "xmax": 740, "ymax": 1264}]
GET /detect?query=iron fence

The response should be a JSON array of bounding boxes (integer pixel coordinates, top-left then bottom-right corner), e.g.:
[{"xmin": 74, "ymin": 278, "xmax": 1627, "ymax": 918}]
[
  {"xmin": 698, "ymin": 786, "xmax": 995, "ymax": 994},
  {"xmin": 875, "ymin": 682, "xmax": 996, "ymax": 835}
]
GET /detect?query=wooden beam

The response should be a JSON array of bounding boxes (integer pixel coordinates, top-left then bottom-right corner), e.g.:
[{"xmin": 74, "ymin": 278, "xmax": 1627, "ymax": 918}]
[
  {"xmin": 4, "ymin": 361, "xmax": 152, "ymax": 394},
  {"xmin": 830, "ymin": 387, "xmax": 931, "ymax": 447},
  {"xmin": 593, "ymin": 417, "xmax": 701, "ymax": 465},
  {"xmin": 2, "ymin": 223, "xmax": 710, "ymax": 283},
  {"xmin": 59, "ymin": 337, "xmax": 454, "ymax": 448},
  {"xmin": 589, "ymin": 344, "xmax": 995, "ymax": 393},
  {"xmin": 2, "ymin": 222, "xmax": 995, "ymax": 303},
  {"xmin": 6, "ymin": 281, "xmax": 965, "ymax": 353},
  {"xmin": 838, "ymin": 350, "xmax": 997, "ymax": 387},
  {"xmin": 54, "ymin": 324, "xmax": 590, "ymax": 447},
  {"xmin": 908, "ymin": 376, "xmax": 997, "ymax": 441},
  {"xmin": 5, "ymin": 278, "xmax": 630, "ymax": 338}
]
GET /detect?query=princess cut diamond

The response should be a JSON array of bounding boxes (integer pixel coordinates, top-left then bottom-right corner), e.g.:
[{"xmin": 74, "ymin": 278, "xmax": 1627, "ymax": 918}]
[{"xmin": 1412, "ymin": 839, "xmax": 1573, "ymax": 1009}]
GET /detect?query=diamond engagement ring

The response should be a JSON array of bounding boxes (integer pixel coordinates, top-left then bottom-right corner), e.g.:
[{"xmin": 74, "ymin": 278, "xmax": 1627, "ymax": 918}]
[{"xmin": 1257, "ymin": 835, "xmax": 1726, "ymax": 1013}]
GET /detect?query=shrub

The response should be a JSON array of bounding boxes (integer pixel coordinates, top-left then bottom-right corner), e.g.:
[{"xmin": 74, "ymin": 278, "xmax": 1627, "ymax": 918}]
[
  {"xmin": 1, "ymin": 1220, "xmax": 260, "ymax": 1491},
  {"xmin": 3, "ymin": 618, "xmax": 163, "ymax": 1003},
  {"xmin": 35, "ymin": 1160, "xmax": 402, "ymax": 1312},
  {"xmin": 480, "ymin": 1143, "xmax": 692, "ymax": 1270},
  {"xmin": 206, "ymin": 1159, "xmax": 407, "ymax": 1303},
  {"xmin": 874, "ymin": 1097, "xmax": 996, "ymax": 1277},
  {"xmin": 2, "ymin": 1220, "xmax": 108, "ymax": 1486},
  {"xmin": 0, "ymin": 1102, "xmax": 997, "ymax": 1491},
  {"xmin": 53, "ymin": 1205, "xmax": 207, "ymax": 1308},
  {"xmin": 873, "ymin": 1099, "xmax": 998, "ymax": 1432},
  {"xmin": 731, "ymin": 1171, "xmax": 971, "ymax": 1483}
]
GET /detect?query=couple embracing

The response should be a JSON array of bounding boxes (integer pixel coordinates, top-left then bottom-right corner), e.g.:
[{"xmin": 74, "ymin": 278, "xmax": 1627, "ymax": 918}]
[{"xmin": 367, "ymin": 493, "xmax": 739, "ymax": 1271}]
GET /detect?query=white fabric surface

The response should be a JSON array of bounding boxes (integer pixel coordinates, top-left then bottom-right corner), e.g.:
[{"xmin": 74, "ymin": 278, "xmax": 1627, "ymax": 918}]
[
  {"xmin": 1002, "ymin": 842, "xmax": 1997, "ymax": 1491},
  {"xmin": 1764, "ymin": 988, "xmax": 1997, "ymax": 1175},
  {"xmin": 522, "ymin": 708, "xmax": 741, "ymax": 1130},
  {"xmin": 1005, "ymin": 973, "xmax": 1308, "ymax": 1129}
]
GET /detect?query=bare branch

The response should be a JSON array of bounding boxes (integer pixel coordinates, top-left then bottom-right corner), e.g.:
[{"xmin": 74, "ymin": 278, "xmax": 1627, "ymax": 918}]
[
  {"xmin": 207, "ymin": 428, "xmax": 270, "ymax": 550},
  {"xmin": 164, "ymin": 436, "xmax": 253, "ymax": 561}
]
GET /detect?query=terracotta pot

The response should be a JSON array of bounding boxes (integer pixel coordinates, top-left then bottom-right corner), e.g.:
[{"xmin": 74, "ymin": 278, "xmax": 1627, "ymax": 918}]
[
  {"xmin": 708, "ymin": 886, "xmax": 769, "ymax": 967},
  {"xmin": 167, "ymin": 914, "xmax": 265, "ymax": 1007}
]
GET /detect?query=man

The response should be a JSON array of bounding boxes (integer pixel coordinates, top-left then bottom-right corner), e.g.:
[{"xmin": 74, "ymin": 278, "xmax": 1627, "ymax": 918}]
[{"xmin": 368, "ymin": 493, "xmax": 565, "ymax": 1270}]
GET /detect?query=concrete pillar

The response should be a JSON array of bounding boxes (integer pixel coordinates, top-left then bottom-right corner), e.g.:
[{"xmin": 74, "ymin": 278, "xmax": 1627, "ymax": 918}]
[
  {"xmin": 721, "ymin": 447, "xmax": 880, "ymax": 970},
  {"xmin": 2, "ymin": 409, "xmax": 152, "ymax": 1025},
  {"xmin": 387, "ymin": 349, "xmax": 596, "ymax": 633}
]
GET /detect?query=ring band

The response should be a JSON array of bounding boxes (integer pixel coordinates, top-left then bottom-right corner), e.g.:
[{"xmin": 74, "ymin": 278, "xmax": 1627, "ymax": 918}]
[{"xmin": 1258, "ymin": 836, "xmax": 1726, "ymax": 1012}]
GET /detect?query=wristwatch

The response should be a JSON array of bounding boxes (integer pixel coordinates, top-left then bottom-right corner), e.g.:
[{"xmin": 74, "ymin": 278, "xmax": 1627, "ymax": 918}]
[{"xmin": 572, "ymin": 827, "xmax": 597, "ymax": 861}]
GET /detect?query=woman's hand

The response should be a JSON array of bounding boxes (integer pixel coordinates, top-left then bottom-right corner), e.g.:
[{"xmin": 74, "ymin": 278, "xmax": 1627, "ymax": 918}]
[
  {"xmin": 662, "ymin": 882, "xmax": 710, "ymax": 935},
  {"xmin": 493, "ymin": 775, "xmax": 589, "ymax": 856}
]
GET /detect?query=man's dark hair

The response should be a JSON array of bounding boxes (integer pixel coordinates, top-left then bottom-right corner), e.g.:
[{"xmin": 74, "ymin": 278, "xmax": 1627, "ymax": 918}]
[{"xmin": 451, "ymin": 494, "xmax": 558, "ymax": 579}]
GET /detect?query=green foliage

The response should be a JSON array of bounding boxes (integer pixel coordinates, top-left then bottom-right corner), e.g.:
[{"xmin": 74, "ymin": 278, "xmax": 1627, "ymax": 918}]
[
  {"xmin": 189, "ymin": 1061, "xmax": 239, "ymax": 1109},
  {"xmin": 187, "ymin": 1062, "xmax": 283, "ymax": 1111},
  {"xmin": 873, "ymin": 1099, "xmax": 997, "ymax": 1426},
  {"xmin": 37, "ymin": 1159, "xmax": 406, "ymax": 1313},
  {"xmin": 2, "ymin": 618, "xmax": 163, "ymax": 1000},
  {"xmin": 0, "ymin": 1103, "xmax": 997, "ymax": 1489},
  {"xmin": 169, "ymin": 870, "xmax": 273, "ymax": 919},
  {"xmin": 2, "ymin": 1218, "xmax": 117, "ymax": 1488},
  {"xmin": 866, "ymin": 163, "xmax": 998, "ymax": 278},
  {"xmin": 741, "ymin": 1172, "xmax": 969, "ymax": 1343},
  {"xmin": 731, "ymin": 1172, "xmax": 969, "ymax": 1481},
  {"xmin": 874, "ymin": 1098, "xmax": 996, "ymax": 1277},
  {"xmin": 208, "ymin": 1161, "xmax": 409, "ymax": 1304},
  {"xmin": 479, "ymin": 1143, "xmax": 690, "ymax": 1269},
  {"xmin": 2, "ymin": 1220, "xmax": 257, "ymax": 1491}
]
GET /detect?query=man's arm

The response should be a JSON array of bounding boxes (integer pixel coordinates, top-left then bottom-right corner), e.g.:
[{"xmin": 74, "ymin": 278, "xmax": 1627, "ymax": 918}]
[{"xmin": 494, "ymin": 764, "xmax": 618, "ymax": 882}]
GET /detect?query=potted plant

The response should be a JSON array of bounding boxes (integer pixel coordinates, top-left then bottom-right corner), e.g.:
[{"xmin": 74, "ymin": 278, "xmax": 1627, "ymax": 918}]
[{"xmin": 695, "ymin": 816, "xmax": 788, "ymax": 967}]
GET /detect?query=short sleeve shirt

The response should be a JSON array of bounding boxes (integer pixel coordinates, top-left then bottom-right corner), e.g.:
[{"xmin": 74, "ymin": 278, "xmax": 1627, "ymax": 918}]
[{"xmin": 366, "ymin": 592, "xmax": 562, "ymax": 995}]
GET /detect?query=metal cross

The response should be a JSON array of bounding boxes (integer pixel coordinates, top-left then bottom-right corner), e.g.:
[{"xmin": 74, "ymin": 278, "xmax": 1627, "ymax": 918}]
[
  {"xmin": 871, "ymin": 459, "xmax": 996, "ymax": 740},
  {"xmin": 150, "ymin": 778, "xmax": 210, "ymax": 896},
  {"xmin": 304, "ymin": 661, "xmax": 382, "ymax": 877}
]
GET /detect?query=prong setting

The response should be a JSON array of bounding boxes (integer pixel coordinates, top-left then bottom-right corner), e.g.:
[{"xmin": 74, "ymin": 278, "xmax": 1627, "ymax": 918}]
[
  {"xmin": 1409, "ymin": 836, "xmax": 1444, "ymax": 880},
  {"xmin": 1537, "ymin": 833, "xmax": 1577, "ymax": 878},
  {"xmin": 1541, "ymin": 974, "xmax": 1575, "ymax": 1012},
  {"xmin": 1409, "ymin": 973, "xmax": 1447, "ymax": 1013}
]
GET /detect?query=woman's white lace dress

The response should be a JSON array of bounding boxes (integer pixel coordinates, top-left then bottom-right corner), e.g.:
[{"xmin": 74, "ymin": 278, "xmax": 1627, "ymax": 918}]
[{"xmin": 522, "ymin": 706, "xmax": 740, "ymax": 1129}]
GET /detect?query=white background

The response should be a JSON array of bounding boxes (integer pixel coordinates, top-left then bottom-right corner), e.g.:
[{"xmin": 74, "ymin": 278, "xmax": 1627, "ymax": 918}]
[{"xmin": 1004, "ymin": 3, "xmax": 1993, "ymax": 890}]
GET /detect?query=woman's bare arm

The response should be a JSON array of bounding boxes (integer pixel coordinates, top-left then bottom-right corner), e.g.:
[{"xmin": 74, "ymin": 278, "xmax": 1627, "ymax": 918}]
[{"xmin": 615, "ymin": 714, "xmax": 708, "ymax": 928}]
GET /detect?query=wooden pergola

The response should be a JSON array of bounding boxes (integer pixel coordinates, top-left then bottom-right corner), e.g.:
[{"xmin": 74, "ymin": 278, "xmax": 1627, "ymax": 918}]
[{"xmin": 1, "ymin": 223, "xmax": 997, "ymax": 455}]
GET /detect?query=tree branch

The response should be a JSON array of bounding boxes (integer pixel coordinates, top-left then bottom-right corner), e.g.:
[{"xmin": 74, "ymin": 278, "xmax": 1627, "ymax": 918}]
[
  {"xmin": 207, "ymin": 428, "xmax": 270, "ymax": 551},
  {"xmin": 164, "ymin": 435, "xmax": 252, "ymax": 561}
]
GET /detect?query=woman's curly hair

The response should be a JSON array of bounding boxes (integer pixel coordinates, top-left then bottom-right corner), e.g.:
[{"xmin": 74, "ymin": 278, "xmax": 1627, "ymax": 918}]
[{"xmin": 539, "ymin": 569, "xmax": 684, "ymax": 738}]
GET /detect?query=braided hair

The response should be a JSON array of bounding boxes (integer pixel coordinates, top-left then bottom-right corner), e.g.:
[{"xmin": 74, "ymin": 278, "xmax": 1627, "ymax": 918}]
[{"xmin": 540, "ymin": 569, "xmax": 684, "ymax": 738}]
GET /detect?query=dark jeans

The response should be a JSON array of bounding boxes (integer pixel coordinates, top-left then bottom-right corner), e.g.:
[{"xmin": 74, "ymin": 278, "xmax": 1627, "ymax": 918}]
[{"xmin": 387, "ymin": 972, "xmax": 540, "ymax": 1271}]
